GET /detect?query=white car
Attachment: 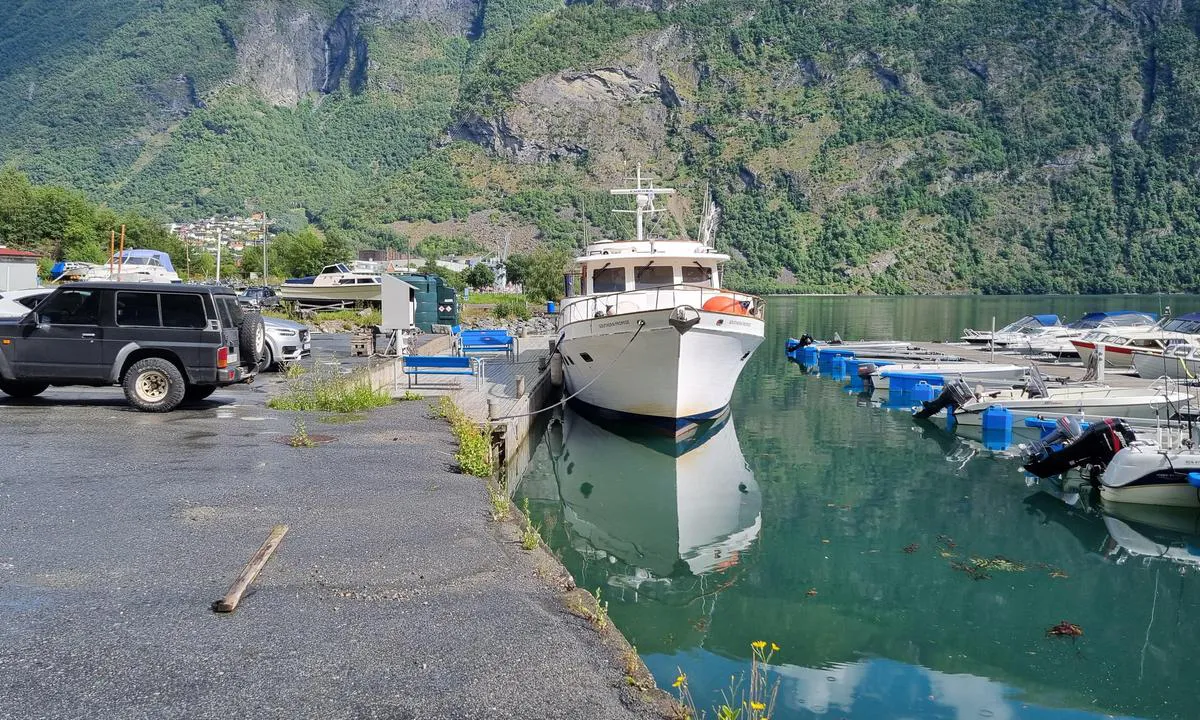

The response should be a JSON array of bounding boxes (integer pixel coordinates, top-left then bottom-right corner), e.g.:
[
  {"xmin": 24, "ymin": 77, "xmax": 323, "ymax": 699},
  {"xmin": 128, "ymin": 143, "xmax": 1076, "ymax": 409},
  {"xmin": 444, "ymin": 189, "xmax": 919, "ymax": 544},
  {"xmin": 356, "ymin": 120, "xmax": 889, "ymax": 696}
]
[
  {"xmin": 262, "ymin": 316, "xmax": 311, "ymax": 370},
  {"xmin": 0, "ymin": 288, "xmax": 53, "ymax": 318}
]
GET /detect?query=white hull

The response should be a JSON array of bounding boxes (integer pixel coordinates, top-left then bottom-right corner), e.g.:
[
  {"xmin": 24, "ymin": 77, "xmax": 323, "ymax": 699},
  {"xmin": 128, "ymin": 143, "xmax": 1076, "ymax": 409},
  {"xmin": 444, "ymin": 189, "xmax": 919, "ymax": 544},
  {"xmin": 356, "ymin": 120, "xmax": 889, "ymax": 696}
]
[
  {"xmin": 873, "ymin": 363, "xmax": 1027, "ymax": 390},
  {"xmin": 278, "ymin": 283, "xmax": 382, "ymax": 302},
  {"xmin": 1132, "ymin": 350, "xmax": 1200, "ymax": 381},
  {"xmin": 1100, "ymin": 445, "xmax": 1200, "ymax": 508},
  {"xmin": 558, "ymin": 308, "xmax": 764, "ymax": 423},
  {"xmin": 953, "ymin": 388, "xmax": 1193, "ymax": 426}
]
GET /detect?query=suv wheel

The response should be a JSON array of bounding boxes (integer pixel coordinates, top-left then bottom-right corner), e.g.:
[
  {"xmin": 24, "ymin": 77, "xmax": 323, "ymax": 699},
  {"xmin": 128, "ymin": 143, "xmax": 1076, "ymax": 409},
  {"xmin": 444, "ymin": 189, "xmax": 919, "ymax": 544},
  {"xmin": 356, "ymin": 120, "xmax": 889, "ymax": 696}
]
[
  {"xmin": 123, "ymin": 358, "xmax": 186, "ymax": 412},
  {"xmin": 184, "ymin": 384, "xmax": 218, "ymax": 402},
  {"xmin": 240, "ymin": 311, "xmax": 266, "ymax": 365},
  {"xmin": 0, "ymin": 379, "xmax": 49, "ymax": 399}
]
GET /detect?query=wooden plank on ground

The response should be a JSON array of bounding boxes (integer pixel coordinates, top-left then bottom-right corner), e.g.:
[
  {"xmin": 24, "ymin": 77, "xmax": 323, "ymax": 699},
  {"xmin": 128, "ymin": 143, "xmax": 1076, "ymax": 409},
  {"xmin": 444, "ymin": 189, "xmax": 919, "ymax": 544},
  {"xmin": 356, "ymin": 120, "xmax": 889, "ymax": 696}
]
[{"xmin": 213, "ymin": 524, "xmax": 289, "ymax": 614}]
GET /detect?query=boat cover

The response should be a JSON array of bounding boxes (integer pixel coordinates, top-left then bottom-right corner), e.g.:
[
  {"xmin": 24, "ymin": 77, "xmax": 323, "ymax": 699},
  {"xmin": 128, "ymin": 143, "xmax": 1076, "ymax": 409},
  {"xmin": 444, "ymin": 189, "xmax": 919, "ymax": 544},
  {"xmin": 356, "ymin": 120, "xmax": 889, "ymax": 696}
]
[{"xmin": 115, "ymin": 249, "xmax": 176, "ymax": 273}]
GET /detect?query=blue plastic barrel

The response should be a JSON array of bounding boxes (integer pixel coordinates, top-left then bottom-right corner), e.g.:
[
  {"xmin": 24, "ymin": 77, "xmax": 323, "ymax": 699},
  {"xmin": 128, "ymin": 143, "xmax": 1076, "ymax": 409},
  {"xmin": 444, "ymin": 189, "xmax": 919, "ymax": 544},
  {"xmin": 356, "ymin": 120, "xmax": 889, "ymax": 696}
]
[
  {"xmin": 831, "ymin": 356, "xmax": 848, "ymax": 380},
  {"xmin": 887, "ymin": 372, "xmax": 945, "ymax": 396},
  {"xmin": 801, "ymin": 346, "xmax": 819, "ymax": 367},
  {"xmin": 547, "ymin": 300, "xmax": 557, "ymax": 314}
]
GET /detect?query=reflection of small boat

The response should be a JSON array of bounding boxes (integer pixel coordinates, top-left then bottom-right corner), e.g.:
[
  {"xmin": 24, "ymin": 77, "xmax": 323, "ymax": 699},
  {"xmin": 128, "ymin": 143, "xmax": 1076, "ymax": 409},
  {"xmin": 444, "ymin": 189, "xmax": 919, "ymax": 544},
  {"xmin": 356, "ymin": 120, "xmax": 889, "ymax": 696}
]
[
  {"xmin": 1100, "ymin": 504, "xmax": 1200, "ymax": 568},
  {"xmin": 279, "ymin": 263, "xmax": 382, "ymax": 303},
  {"xmin": 545, "ymin": 407, "xmax": 761, "ymax": 581}
]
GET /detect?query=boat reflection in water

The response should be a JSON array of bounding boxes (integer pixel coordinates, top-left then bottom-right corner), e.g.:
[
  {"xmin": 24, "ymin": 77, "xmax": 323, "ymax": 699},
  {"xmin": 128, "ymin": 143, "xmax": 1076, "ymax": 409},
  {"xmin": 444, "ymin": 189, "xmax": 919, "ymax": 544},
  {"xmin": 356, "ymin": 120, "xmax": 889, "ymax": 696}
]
[{"xmin": 522, "ymin": 406, "xmax": 761, "ymax": 640}]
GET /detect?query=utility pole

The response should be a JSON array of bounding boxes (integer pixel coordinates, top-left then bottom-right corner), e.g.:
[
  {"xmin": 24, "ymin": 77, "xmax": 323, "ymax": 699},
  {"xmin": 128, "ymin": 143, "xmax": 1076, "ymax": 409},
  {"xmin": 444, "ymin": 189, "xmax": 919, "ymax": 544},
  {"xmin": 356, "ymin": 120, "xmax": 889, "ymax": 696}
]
[
  {"xmin": 262, "ymin": 213, "xmax": 268, "ymax": 282},
  {"xmin": 216, "ymin": 228, "xmax": 222, "ymax": 283}
]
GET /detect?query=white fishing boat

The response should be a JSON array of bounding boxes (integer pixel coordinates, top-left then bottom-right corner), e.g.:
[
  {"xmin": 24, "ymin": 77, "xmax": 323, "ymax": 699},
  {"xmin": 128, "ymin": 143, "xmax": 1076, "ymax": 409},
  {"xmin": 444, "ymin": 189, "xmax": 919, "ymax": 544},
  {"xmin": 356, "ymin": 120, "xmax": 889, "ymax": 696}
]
[
  {"xmin": 537, "ymin": 407, "xmax": 761, "ymax": 580},
  {"xmin": 556, "ymin": 169, "xmax": 765, "ymax": 433},
  {"xmin": 82, "ymin": 250, "xmax": 181, "ymax": 284},
  {"xmin": 1019, "ymin": 311, "xmax": 1158, "ymax": 357},
  {"xmin": 1071, "ymin": 313, "xmax": 1200, "ymax": 369},
  {"xmin": 870, "ymin": 362, "xmax": 1028, "ymax": 390},
  {"xmin": 279, "ymin": 263, "xmax": 382, "ymax": 303},
  {"xmin": 960, "ymin": 314, "xmax": 1061, "ymax": 345},
  {"xmin": 1100, "ymin": 442, "xmax": 1200, "ymax": 508},
  {"xmin": 1131, "ymin": 343, "xmax": 1200, "ymax": 380},
  {"xmin": 951, "ymin": 383, "xmax": 1195, "ymax": 426}
]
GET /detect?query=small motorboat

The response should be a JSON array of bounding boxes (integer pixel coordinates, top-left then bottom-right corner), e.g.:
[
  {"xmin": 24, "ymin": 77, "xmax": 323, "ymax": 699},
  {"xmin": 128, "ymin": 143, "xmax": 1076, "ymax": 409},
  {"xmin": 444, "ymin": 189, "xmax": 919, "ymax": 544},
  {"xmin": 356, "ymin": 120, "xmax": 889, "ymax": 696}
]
[
  {"xmin": 961, "ymin": 314, "xmax": 1061, "ymax": 345},
  {"xmin": 1131, "ymin": 343, "xmax": 1200, "ymax": 381},
  {"xmin": 952, "ymin": 383, "xmax": 1195, "ymax": 426},
  {"xmin": 1100, "ymin": 443, "xmax": 1200, "ymax": 508},
  {"xmin": 279, "ymin": 262, "xmax": 382, "ymax": 303},
  {"xmin": 871, "ymin": 362, "xmax": 1028, "ymax": 390},
  {"xmin": 82, "ymin": 250, "xmax": 181, "ymax": 283},
  {"xmin": 1071, "ymin": 313, "xmax": 1200, "ymax": 369},
  {"xmin": 1019, "ymin": 311, "xmax": 1158, "ymax": 357}
]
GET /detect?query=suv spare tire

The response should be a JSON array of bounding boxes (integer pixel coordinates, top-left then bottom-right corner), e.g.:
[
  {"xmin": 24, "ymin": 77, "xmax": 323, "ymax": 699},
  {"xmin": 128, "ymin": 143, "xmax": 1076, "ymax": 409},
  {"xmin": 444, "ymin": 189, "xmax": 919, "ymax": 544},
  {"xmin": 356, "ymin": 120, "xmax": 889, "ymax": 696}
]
[
  {"xmin": 0, "ymin": 379, "xmax": 49, "ymax": 398},
  {"xmin": 123, "ymin": 357, "xmax": 186, "ymax": 412},
  {"xmin": 239, "ymin": 310, "xmax": 266, "ymax": 365}
]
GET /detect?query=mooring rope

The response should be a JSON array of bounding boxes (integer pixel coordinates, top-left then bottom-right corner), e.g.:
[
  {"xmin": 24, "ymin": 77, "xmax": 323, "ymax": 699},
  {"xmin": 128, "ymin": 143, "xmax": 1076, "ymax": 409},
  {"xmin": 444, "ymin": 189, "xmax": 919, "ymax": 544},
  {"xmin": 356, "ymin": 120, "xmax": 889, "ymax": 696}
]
[{"xmin": 490, "ymin": 320, "xmax": 646, "ymax": 421}]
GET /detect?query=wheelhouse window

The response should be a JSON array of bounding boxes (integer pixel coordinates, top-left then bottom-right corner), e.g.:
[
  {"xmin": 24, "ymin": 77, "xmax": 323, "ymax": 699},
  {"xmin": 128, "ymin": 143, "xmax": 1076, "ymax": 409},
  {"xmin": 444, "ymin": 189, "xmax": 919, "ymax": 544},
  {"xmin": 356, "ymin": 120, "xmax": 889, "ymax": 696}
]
[
  {"xmin": 682, "ymin": 266, "xmax": 714, "ymax": 286},
  {"xmin": 116, "ymin": 291, "xmax": 161, "ymax": 326},
  {"xmin": 592, "ymin": 267, "xmax": 626, "ymax": 293},
  {"xmin": 634, "ymin": 265, "xmax": 674, "ymax": 289}
]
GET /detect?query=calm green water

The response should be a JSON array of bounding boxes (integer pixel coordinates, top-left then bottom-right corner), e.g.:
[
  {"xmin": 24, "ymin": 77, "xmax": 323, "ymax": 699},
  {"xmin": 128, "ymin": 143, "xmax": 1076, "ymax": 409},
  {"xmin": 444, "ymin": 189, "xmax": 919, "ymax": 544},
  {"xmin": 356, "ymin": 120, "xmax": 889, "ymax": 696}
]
[{"xmin": 516, "ymin": 295, "xmax": 1200, "ymax": 720}]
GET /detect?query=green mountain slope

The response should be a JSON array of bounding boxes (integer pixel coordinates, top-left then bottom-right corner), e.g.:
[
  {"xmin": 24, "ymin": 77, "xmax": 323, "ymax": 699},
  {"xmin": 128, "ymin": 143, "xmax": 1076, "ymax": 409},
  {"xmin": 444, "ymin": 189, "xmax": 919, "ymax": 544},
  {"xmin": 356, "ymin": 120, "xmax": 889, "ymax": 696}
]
[{"xmin": 1, "ymin": 0, "xmax": 1198, "ymax": 294}]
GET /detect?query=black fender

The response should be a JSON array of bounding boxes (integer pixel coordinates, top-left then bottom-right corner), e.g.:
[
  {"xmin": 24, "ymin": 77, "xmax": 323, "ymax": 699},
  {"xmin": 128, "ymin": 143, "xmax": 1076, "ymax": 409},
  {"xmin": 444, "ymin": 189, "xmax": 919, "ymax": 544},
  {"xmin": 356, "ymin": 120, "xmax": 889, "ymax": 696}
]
[{"xmin": 0, "ymin": 347, "xmax": 14, "ymax": 380}]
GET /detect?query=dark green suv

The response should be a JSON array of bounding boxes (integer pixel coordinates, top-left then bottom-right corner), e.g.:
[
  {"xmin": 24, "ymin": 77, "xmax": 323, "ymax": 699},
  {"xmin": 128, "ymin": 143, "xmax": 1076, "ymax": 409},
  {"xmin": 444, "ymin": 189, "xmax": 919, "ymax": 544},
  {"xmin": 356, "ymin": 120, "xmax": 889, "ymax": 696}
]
[{"xmin": 0, "ymin": 282, "xmax": 265, "ymax": 412}]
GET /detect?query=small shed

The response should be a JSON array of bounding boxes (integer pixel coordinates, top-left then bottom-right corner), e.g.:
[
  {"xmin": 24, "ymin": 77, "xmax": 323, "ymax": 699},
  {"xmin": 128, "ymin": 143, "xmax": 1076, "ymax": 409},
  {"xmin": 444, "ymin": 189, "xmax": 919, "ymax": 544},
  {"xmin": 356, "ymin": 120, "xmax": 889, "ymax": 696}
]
[{"xmin": 0, "ymin": 247, "xmax": 41, "ymax": 291}]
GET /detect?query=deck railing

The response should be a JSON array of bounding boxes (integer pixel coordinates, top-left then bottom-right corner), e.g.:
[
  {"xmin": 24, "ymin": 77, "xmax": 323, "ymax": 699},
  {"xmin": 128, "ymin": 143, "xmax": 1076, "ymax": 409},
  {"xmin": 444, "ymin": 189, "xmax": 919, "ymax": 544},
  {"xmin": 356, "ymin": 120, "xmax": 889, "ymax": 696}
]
[{"xmin": 557, "ymin": 284, "xmax": 764, "ymax": 325}]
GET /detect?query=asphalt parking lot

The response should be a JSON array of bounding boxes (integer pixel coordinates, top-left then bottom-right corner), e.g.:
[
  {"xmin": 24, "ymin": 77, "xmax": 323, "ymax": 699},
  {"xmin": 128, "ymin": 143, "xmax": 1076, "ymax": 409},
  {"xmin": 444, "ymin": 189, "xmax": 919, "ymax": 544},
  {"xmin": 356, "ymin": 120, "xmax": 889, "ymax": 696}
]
[{"xmin": 0, "ymin": 334, "xmax": 655, "ymax": 720}]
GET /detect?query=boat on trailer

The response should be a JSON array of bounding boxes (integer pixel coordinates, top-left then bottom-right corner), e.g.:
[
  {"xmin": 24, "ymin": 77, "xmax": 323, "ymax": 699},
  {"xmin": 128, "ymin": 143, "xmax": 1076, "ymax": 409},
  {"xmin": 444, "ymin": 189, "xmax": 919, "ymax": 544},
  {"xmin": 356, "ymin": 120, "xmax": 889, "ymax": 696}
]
[
  {"xmin": 81, "ymin": 250, "xmax": 181, "ymax": 284},
  {"xmin": 555, "ymin": 169, "xmax": 765, "ymax": 435}
]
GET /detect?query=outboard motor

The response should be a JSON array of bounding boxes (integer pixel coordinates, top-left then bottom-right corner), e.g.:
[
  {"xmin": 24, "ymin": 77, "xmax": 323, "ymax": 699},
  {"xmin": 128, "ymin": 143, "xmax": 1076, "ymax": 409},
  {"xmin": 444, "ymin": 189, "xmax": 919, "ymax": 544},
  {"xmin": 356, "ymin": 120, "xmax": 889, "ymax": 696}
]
[
  {"xmin": 784, "ymin": 334, "xmax": 815, "ymax": 354},
  {"xmin": 1022, "ymin": 418, "xmax": 1138, "ymax": 479},
  {"xmin": 912, "ymin": 379, "xmax": 975, "ymax": 419}
]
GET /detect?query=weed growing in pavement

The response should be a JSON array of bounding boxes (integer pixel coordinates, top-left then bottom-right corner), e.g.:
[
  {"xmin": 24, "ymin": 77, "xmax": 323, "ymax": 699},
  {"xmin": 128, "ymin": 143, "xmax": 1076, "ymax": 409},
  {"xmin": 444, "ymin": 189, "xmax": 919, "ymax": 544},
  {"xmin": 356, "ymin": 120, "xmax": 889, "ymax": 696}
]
[
  {"xmin": 519, "ymin": 498, "xmax": 542, "ymax": 551},
  {"xmin": 487, "ymin": 482, "xmax": 511, "ymax": 521},
  {"xmin": 282, "ymin": 363, "xmax": 307, "ymax": 379},
  {"xmin": 593, "ymin": 587, "xmax": 609, "ymax": 630},
  {"xmin": 674, "ymin": 641, "xmax": 781, "ymax": 720},
  {"xmin": 268, "ymin": 363, "xmax": 392, "ymax": 413},
  {"xmin": 288, "ymin": 418, "xmax": 316, "ymax": 448},
  {"xmin": 433, "ymin": 397, "xmax": 493, "ymax": 477},
  {"xmin": 399, "ymin": 390, "xmax": 423, "ymax": 401}
]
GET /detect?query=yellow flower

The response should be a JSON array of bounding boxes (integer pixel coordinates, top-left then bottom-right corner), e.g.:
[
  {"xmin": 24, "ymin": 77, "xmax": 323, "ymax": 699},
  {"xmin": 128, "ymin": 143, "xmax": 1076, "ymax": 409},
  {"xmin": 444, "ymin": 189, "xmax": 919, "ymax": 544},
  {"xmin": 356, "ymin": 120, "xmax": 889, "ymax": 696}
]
[
  {"xmin": 751, "ymin": 701, "xmax": 766, "ymax": 711},
  {"xmin": 751, "ymin": 640, "xmax": 767, "ymax": 650},
  {"xmin": 770, "ymin": 643, "xmax": 780, "ymax": 652},
  {"xmin": 673, "ymin": 674, "xmax": 686, "ymax": 688}
]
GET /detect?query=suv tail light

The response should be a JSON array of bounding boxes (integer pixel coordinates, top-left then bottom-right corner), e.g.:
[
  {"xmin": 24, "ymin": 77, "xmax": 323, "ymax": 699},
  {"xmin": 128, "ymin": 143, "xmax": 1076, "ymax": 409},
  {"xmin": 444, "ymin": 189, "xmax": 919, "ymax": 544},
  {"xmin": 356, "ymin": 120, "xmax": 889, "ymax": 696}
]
[{"xmin": 217, "ymin": 346, "xmax": 229, "ymax": 369}]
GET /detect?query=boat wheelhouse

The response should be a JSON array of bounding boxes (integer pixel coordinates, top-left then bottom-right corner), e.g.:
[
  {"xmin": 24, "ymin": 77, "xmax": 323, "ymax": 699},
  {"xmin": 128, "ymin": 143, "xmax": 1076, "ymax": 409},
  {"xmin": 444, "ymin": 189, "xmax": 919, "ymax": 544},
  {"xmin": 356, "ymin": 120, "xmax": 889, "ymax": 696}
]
[{"xmin": 556, "ymin": 168, "xmax": 765, "ymax": 433}]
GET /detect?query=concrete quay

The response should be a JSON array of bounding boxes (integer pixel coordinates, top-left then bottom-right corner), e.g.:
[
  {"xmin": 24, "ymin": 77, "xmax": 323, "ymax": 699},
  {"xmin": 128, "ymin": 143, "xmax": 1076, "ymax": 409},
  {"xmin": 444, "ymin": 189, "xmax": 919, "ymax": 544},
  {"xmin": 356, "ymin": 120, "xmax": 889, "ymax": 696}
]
[{"xmin": 0, "ymin": 336, "xmax": 671, "ymax": 720}]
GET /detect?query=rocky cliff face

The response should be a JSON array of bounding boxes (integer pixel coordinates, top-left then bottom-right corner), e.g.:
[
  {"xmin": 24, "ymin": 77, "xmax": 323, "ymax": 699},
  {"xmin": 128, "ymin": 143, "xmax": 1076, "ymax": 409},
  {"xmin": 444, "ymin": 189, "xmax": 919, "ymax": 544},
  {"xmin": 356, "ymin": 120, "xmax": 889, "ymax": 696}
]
[
  {"xmin": 452, "ymin": 28, "xmax": 694, "ymax": 174},
  {"xmin": 235, "ymin": 0, "xmax": 478, "ymax": 107}
]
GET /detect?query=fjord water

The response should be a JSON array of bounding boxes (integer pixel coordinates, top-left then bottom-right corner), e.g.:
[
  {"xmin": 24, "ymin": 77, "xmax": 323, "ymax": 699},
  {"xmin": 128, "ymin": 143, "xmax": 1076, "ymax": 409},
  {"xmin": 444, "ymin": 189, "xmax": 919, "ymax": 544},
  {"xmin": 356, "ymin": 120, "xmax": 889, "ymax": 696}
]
[{"xmin": 517, "ymin": 295, "xmax": 1200, "ymax": 720}]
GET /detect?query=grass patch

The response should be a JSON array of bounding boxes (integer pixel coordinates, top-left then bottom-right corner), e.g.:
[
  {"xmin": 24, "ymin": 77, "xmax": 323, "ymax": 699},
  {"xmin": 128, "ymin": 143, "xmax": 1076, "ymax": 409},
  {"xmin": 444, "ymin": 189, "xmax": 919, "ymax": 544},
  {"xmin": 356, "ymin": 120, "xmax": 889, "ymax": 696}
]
[
  {"xmin": 464, "ymin": 292, "xmax": 529, "ymax": 305},
  {"xmin": 399, "ymin": 390, "xmax": 423, "ymax": 401},
  {"xmin": 494, "ymin": 296, "xmax": 531, "ymax": 321},
  {"xmin": 433, "ymin": 396, "xmax": 493, "ymax": 477},
  {"xmin": 318, "ymin": 413, "xmax": 366, "ymax": 424},
  {"xmin": 268, "ymin": 368, "xmax": 393, "ymax": 413},
  {"xmin": 487, "ymin": 481, "xmax": 511, "ymax": 521}
]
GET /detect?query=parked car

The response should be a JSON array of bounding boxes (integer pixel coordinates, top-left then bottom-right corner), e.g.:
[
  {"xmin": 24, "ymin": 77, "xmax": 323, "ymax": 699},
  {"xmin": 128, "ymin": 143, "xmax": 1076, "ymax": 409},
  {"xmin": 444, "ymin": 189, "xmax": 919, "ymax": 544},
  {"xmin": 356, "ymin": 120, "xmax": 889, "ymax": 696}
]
[
  {"xmin": 262, "ymin": 316, "xmax": 311, "ymax": 371},
  {"xmin": 0, "ymin": 288, "xmax": 53, "ymax": 319},
  {"xmin": 0, "ymin": 282, "xmax": 264, "ymax": 411},
  {"xmin": 238, "ymin": 285, "xmax": 281, "ymax": 308}
]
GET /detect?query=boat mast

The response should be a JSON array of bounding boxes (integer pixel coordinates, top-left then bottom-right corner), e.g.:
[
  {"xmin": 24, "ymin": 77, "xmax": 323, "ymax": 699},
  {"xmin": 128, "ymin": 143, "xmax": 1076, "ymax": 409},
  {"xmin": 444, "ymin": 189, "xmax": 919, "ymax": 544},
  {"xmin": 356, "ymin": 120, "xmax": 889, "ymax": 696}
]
[{"xmin": 611, "ymin": 164, "xmax": 674, "ymax": 250}]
